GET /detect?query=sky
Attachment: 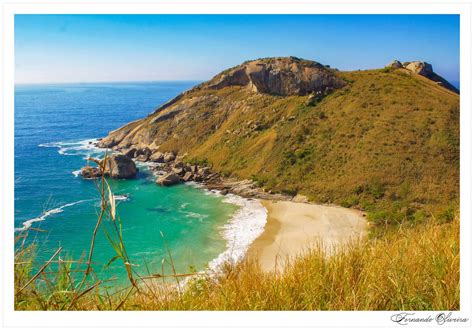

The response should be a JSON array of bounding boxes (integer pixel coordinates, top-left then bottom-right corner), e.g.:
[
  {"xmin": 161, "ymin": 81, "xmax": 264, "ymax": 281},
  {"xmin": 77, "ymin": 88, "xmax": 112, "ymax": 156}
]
[{"xmin": 15, "ymin": 14, "xmax": 460, "ymax": 85}]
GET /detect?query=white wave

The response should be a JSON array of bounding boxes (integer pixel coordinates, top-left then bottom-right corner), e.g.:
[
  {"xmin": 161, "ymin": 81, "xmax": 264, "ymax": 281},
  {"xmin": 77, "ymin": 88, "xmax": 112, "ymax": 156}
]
[
  {"xmin": 39, "ymin": 138, "xmax": 104, "ymax": 157},
  {"xmin": 181, "ymin": 211, "xmax": 208, "ymax": 221},
  {"xmin": 182, "ymin": 182, "xmax": 267, "ymax": 273},
  {"xmin": 207, "ymin": 194, "xmax": 267, "ymax": 272},
  {"xmin": 15, "ymin": 200, "xmax": 90, "ymax": 232},
  {"xmin": 114, "ymin": 194, "xmax": 130, "ymax": 202},
  {"xmin": 72, "ymin": 169, "xmax": 82, "ymax": 177}
]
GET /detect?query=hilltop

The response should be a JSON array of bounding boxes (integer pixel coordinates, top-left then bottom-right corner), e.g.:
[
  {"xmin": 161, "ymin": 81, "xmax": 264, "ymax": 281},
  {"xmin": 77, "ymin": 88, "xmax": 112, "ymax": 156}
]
[{"xmin": 98, "ymin": 56, "xmax": 459, "ymax": 225}]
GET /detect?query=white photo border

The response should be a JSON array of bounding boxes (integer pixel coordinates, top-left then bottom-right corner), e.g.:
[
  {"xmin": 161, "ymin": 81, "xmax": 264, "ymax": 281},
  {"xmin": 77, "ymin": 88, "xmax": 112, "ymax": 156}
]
[{"xmin": 1, "ymin": 1, "xmax": 471, "ymax": 329}]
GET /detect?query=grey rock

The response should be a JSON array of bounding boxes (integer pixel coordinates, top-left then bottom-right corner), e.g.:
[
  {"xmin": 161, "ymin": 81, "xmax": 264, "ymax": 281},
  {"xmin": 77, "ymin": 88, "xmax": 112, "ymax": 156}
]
[
  {"xmin": 182, "ymin": 172, "xmax": 194, "ymax": 182},
  {"xmin": 172, "ymin": 166, "xmax": 185, "ymax": 176},
  {"xmin": 80, "ymin": 166, "xmax": 102, "ymax": 179},
  {"xmin": 124, "ymin": 148, "xmax": 137, "ymax": 159},
  {"xmin": 156, "ymin": 173, "xmax": 181, "ymax": 186},
  {"xmin": 149, "ymin": 151, "xmax": 165, "ymax": 163},
  {"xmin": 104, "ymin": 154, "xmax": 137, "ymax": 179},
  {"xmin": 387, "ymin": 60, "xmax": 403, "ymax": 69},
  {"xmin": 163, "ymin": 152, "xmax": 176, "ymax": 163}
]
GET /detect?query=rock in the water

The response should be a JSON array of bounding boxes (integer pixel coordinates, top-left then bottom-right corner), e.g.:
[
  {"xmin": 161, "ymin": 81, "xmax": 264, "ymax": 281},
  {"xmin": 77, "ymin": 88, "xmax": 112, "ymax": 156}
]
[
  {"xmin": 104, "ymin": 154, "xmax": 137, "ymax": 179},
  {"xmin": 80, "ymin": 166, "xmax": 102, "ymax": 179},
  {"xmin": 156, "ymin": 173, "xmax": 181, "ymax": 186}
]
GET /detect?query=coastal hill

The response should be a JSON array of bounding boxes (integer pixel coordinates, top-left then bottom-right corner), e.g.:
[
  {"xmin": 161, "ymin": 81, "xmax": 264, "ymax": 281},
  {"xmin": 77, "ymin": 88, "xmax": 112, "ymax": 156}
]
[{"xmin": 98, "ymin": 56, "xmax": 459, "ymax": 222}]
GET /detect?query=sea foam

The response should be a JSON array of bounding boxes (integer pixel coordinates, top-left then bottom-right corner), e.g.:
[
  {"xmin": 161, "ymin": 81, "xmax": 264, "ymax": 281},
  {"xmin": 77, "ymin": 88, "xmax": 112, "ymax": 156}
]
[
  {"xmin": 208, "ymin": 193, "xmax": 267, "ymax": 272},
  {"xmin": 39, "ymin": 138, "xmax": 103, "ymax": 158},
  {"xmin": 15, "ymin": 200, "xmax": 90, "ymax": 232}
]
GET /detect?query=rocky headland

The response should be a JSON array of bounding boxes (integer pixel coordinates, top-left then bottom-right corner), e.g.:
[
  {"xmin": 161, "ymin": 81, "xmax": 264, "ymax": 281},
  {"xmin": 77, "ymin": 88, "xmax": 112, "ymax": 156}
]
[{"xmin": 86, "ymin": 56, "xmax": 458, "ymax": 220}]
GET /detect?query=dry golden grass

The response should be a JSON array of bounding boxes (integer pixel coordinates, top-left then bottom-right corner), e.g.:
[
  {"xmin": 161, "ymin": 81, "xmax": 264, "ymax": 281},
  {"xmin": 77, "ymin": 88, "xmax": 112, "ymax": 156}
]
[{"xmin": 15, "ymin": 212, "xmax": 459, "ymax": 311}]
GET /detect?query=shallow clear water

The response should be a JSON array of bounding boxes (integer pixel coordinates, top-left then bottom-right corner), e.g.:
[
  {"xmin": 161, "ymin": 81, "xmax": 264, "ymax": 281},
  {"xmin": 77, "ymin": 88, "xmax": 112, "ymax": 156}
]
[{"xmin": 14, "ymin": 82, "xmax": 241, "ymax": 284}]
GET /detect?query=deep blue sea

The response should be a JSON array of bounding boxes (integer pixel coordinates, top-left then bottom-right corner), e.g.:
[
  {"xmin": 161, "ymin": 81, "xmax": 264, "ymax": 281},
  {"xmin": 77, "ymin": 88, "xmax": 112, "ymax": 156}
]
[{"xmin": 14, "ymin": 82, "xmax": 266, "ymax": 286}]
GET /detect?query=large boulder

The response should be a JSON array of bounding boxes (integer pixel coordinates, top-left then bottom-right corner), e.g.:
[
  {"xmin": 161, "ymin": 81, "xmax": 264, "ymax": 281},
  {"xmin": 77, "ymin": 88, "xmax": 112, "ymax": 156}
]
[
  {"xmin": 149, "ymin": 151, "xmax": 165, "ymax": 163},
  {"xmin": 163, "ymin": 152, "xmax": 176, "ymax": 163},
  {"xmin": 402, "ymin": 61, "xmax": 458, "ymax": 93},
  {"xmin": 80, "ymin": 166, "xmax": 102, "ymax": 179},
  {"xmin": 404, "ymin": 61, "xmax": 433, "ymax": 76},
  {"xmin": 134, "ymin": 147, "xmax": 152, "ymax": 162},
  {"xmin": 182, "ymin": 172, "xmax": 194, "ymax": 182},
  {"xmin": 104, "ymin": 154, "xmax": 137, "ymax": 179},
  {"xmin": 156, "ymin": 173, "xmax": 181, "ymax": 186},
  {"xmin": 387, "ymin": 60, "xmax": 403, "ymax": 69}
]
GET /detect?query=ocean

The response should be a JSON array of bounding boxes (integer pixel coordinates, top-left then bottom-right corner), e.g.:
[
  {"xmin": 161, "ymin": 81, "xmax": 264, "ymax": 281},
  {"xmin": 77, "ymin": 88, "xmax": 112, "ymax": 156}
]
[{"xmin": 14, "ymin": 82, "xmax": 266, "ymax": 285}]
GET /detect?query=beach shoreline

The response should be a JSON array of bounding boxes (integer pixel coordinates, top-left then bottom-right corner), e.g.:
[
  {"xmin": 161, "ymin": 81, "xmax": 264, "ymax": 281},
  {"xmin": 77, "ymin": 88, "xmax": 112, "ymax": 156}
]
[
  {"xmin": 247, "ymin": 200, "xmax": 367, "ymax": 273},
  {"xmin": 78, "ymin": 138, "xmax": 367, "ymax": 275}
]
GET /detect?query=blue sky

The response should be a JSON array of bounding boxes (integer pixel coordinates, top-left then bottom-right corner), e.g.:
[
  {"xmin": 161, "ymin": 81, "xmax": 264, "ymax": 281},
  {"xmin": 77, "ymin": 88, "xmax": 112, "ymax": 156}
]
[{"xmin": 15, "ymin": 14, "xmax": 460, "ymax": 84}]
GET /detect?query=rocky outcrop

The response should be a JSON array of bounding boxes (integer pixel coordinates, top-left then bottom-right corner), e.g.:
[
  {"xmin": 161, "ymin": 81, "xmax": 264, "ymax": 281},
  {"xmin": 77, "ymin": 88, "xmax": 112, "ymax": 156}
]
[
  {"xmin": 95, "ymin": 57, "xmax": 345, "ymax": 152},
  {"xmin": 149, "ymin": 151, "xmax": 164, "ymax": 163},
  {"xmin": 104, "ymin": 154, "xmax": 137, "ymax": 179},
  {"xmin": 80, "ymin": 154, "xmax": 137, "ymax": 180},
  {"xmin": 156, "ymin": 173, "xmax": 181, "ymax": 186},
  {"xmin": 146, "ymin": 150, "xmax": 293, "ymax": 200},
  {"xmin": 388, "ymin": 60, "xmax": 459, "ymax": 94},
  {"xmin": 387, "ymin": 60, "xmax": 403, "ymax": 69},
  {"xmin": 80, "ymin": 166, "xmax": 102, "ymax": 179},
  {"xmin": 204, "ymin": 57, "xmax": 345, "ymax": 96},
  {"xmin": 134, "ymin": 147, "xmax": 152, "ymax": 162}
]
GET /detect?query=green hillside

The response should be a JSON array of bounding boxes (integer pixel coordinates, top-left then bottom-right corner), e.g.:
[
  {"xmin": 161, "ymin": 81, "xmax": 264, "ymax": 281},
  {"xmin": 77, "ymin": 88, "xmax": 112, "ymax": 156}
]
[{"xmin": 99, "ymin": 57, "xmax": 459, "ymax": 229}]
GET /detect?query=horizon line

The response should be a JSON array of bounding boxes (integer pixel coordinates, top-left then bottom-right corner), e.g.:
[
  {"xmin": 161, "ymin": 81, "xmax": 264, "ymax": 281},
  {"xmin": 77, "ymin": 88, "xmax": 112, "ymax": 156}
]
[{"xmin": 14, "ymin": 79, "xmax": 204, "ymax": 86}]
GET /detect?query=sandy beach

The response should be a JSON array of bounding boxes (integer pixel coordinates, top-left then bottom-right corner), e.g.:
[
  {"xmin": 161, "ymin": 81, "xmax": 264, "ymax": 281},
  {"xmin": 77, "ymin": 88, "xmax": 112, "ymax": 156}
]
[{"xmin": 248, "ymin": 200, "xmax": 367, "ymax": 272}]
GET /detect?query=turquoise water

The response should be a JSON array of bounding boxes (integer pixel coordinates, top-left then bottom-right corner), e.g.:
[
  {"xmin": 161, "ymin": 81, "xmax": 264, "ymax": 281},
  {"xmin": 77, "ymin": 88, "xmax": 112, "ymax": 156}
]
[{"xmin": 14, "ymin": 82, "xmax": 240, "ymax": 285}]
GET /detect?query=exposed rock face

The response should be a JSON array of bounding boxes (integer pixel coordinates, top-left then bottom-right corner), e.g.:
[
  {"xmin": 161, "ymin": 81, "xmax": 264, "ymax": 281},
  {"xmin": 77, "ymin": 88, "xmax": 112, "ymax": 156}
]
[
  {"xmin": 156, "ymin": 173, "xmax": 181, "ymax": 186},
  {"xmin": 204, "ymin": 57, "xmax": 345, "ymax": 96},
  {"xmin": 404, "ymin": 61, "xmax": 433, "ymax": 76},
  {"xmin": 387, "ymin": 60, "xmax": 403, "ymax": 69},
  {"xmin": 96, "ymin": 57, "xmax": 345, "ymax": 152},
  {"xmin": 104, "ymin": 154, "xmax": 137, "ymax": 179},
  {"xmin": 389, "ymin": 60, "xmax": 459, "ymax": 94}
]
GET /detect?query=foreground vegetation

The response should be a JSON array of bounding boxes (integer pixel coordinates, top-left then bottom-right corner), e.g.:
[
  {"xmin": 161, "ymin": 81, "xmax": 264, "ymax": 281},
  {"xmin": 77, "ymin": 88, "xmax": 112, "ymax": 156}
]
[{"xmin": 15, "ymin": 174, "xmax": 459, "ymax": 310}]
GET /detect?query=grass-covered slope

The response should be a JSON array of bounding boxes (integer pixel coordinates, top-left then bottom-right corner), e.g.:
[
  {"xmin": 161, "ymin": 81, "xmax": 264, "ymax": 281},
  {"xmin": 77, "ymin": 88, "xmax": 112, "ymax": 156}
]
[{"xmin": 100, "ymin": 58, "xmax": 459, "ymax": 225}]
